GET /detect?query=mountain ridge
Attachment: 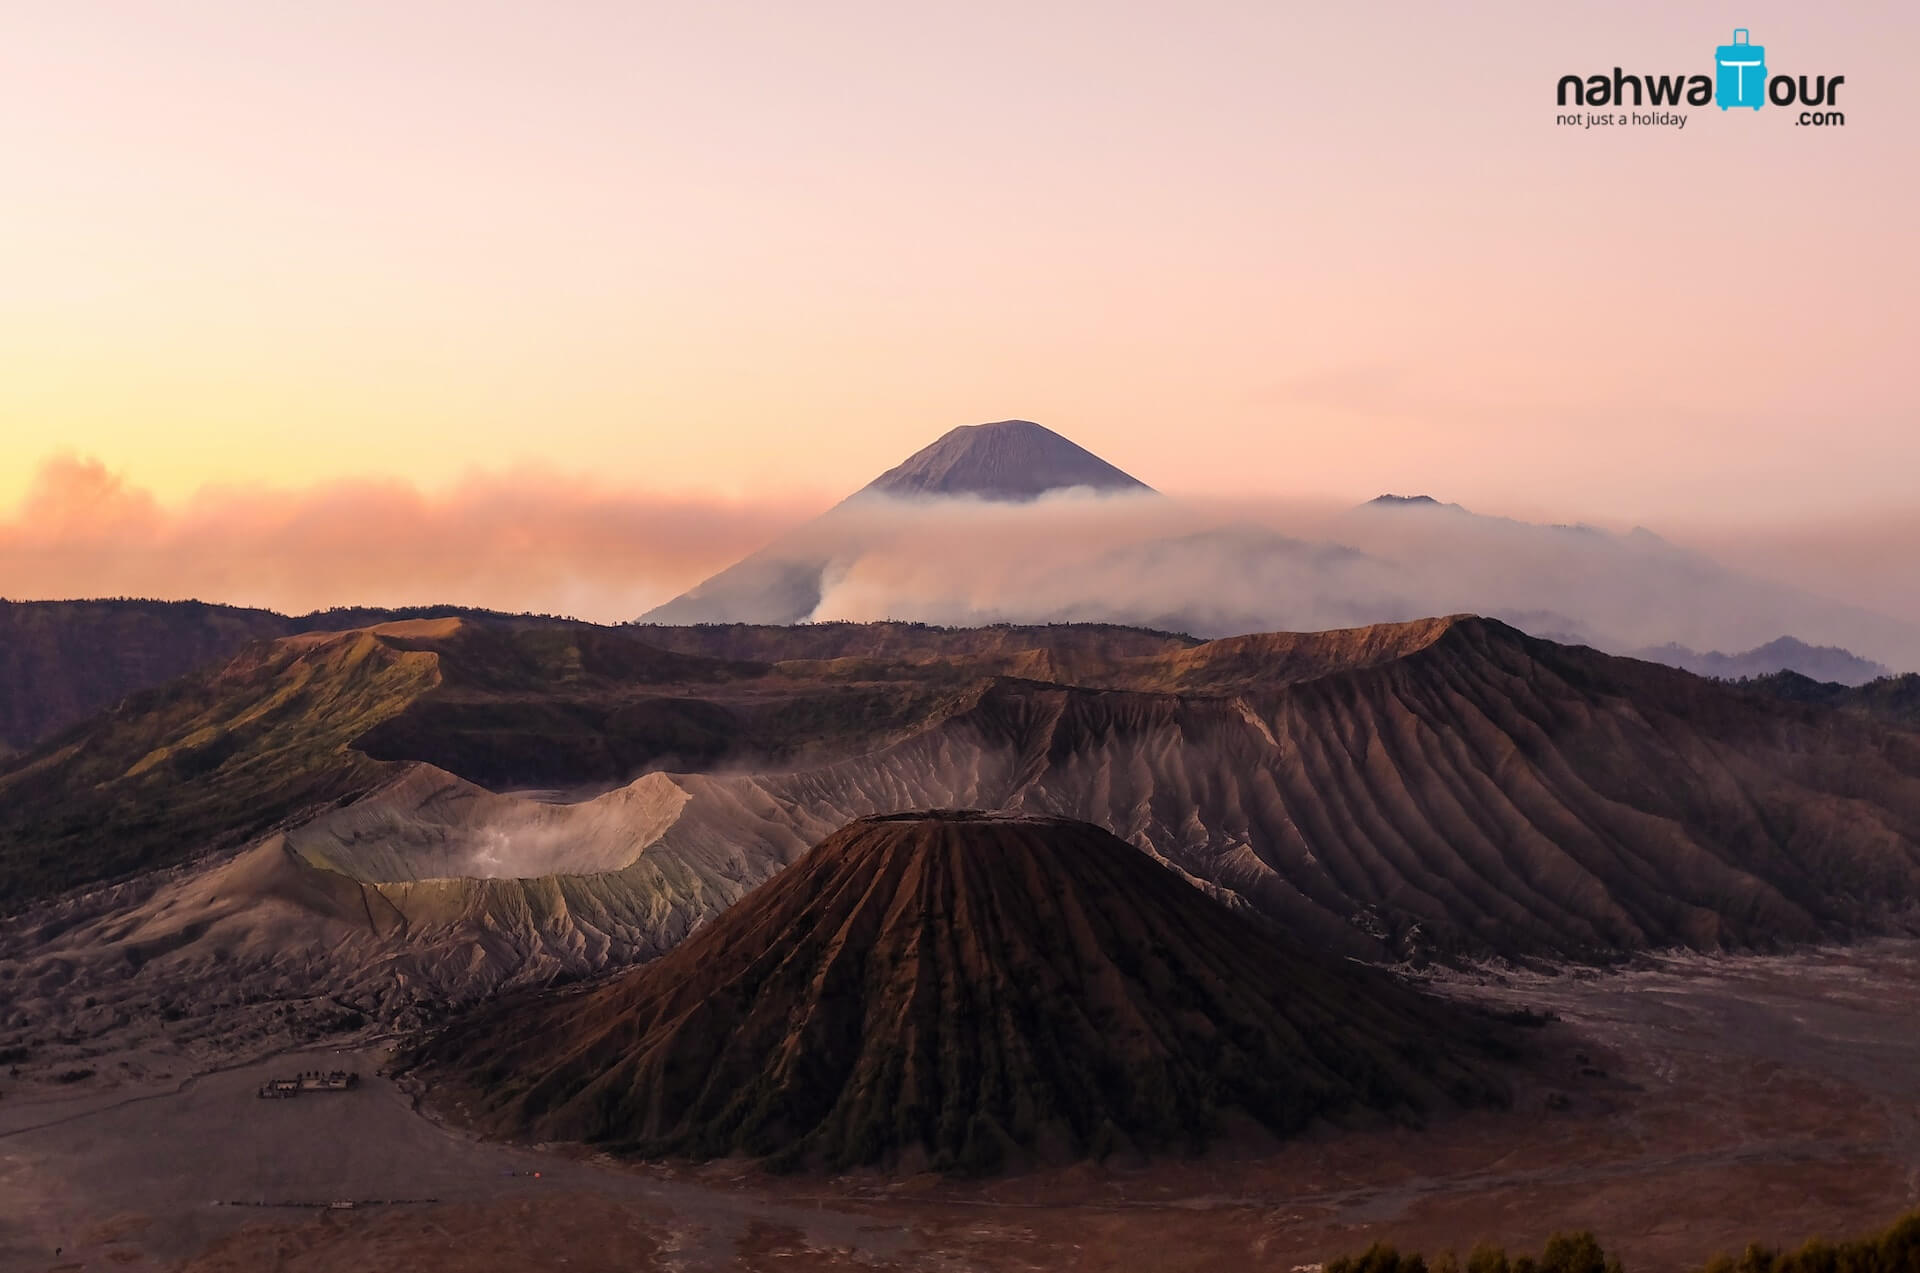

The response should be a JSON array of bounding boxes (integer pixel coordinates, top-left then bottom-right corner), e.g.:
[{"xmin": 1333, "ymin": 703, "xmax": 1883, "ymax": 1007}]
[
  {"xmin": 9, "ymin": 613, "xmax": 1920, "ymax": 970},
  {"xmin": 0, "ymin": 599, "xmax": 592, "ymax": 752}
]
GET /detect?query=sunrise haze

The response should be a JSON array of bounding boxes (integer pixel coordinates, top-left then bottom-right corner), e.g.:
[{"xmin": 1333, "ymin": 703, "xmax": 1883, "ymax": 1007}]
[
  {"xmin": 2, "ymin": 1, "xmax": 1915, "ymax": 617},
  {"xmin": 13, "ymin": 10, "xmax": 1920, "ymax": 1263}
]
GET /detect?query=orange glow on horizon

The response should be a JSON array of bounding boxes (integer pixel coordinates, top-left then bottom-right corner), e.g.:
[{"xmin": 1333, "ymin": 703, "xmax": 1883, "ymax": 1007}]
[{"xmin": 1, "ymin": 2, "xmax": 1911, "ymax": 526}]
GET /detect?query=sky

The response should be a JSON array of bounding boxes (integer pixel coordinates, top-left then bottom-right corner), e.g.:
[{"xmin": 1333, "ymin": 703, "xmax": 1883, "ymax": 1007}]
[{"xmin": 1, "ymin": 1, "xmax": 1915, "ymax": 615}]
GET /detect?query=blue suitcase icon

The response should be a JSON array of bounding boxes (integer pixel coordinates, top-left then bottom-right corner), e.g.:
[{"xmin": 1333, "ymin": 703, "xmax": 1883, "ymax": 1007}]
[{"xmin": 1716, "ymin": 29, "xmax": 1766, "ymax": 109}]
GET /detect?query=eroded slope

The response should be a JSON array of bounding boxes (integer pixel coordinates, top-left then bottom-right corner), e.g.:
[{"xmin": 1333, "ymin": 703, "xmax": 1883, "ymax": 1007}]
[
  {"xmin": 9, "ymin": 611, "xmax": 1920, "ymax": 1056},
  {"xmin": 405, "ymin": 812, "xmax": 1509, "ymax": 1173}
]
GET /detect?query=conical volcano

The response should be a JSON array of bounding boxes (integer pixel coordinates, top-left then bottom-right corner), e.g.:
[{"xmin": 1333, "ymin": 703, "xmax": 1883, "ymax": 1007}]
[
  {"xmin": 861, "ymin": 419, "xmax": 1153, "ymax": 501},
  {"xmin": 407, "ymin": 811, "xmax": 1509, "ymax": 1173},
  {"xmin": 636, "ymin": 419, "xmax": 1153, "ymax": 623}
]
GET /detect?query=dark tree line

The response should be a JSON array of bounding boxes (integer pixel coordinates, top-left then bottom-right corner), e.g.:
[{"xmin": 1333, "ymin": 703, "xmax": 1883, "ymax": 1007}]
[
  {"xmin": 1326, "ymin": 1212, "xmax": 1920, "ymax": 1273},
  {"xmin": 1327, "ymin": 1231, "xmax": 1620, "ymax": 1273}
]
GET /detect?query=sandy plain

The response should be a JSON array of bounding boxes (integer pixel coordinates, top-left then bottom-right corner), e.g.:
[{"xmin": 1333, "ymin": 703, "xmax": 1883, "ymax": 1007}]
[{"xmin": 1, "ymin": 942, "xmax": 1916, "ymax": 1273}]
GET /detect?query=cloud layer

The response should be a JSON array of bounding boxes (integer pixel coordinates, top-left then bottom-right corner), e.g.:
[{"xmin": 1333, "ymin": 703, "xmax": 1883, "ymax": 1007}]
[
  {"xmin": 682, "ymin": 490, "xmax": 1920, "ymax": 671},
  {"xmin": 8, "ymin": 456, "xmax": 1919, "ymax": 674},
  {"xmin": 0, "ymin": 455, "xmax": 817, "ymax": 622}
]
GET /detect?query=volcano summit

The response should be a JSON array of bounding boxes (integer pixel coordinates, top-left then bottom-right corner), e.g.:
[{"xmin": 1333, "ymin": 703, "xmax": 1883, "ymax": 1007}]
[{"xmin": 860, "ymin": 419, "xmax": 1154, "ymax": 501}]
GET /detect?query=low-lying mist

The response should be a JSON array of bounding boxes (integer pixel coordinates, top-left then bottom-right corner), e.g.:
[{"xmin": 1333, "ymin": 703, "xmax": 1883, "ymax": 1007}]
[
  {"xmin": 5, "ymin": 455, "xmax": 1916, "ymax": 673},
  {"xmin": 0, "ymin": 455, "xmax": 823, "ymax": 621},
  {"xmin": 785, "ymin": 491, "xmax": 1920, "ymax": 672}
]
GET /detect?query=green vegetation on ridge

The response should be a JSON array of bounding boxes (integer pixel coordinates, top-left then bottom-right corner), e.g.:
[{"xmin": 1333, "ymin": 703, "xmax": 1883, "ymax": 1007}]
[
  {"xmin": 0, "ymin": 629, "xmax": 435, "ymax": 905},
  {"xmin": 0, "ymin": 598, "xmax": 600, "ymax": 753}
]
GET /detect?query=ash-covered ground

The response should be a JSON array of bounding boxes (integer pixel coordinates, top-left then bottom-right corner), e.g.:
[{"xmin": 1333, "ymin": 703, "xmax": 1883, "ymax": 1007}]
[{"xmin": 2, "ymin": 942, "xmax": 1918, "ymax": 1272}]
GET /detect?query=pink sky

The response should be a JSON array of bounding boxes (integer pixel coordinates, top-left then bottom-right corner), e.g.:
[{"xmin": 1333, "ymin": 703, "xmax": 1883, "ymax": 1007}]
[
  {"xmin": 0, "ymin": 454, "xmax": 814, "ymax": 619},
  {"xmin": 1, "ymin": 3, "xmax": 1913, "ymax": 549}
]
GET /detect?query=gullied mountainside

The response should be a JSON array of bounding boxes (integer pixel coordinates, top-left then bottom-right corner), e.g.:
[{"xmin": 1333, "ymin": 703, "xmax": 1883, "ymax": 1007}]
[
  {"xmin": 591, "ymin": 616, "xmax": 1920, "ymax": 962},
  {"xmin": 405, "ymin": 812, "xmax": 1509, "ymax": 1173},
  {"xmin": 9, "ymin": 615, "xmax": 1920, "ymax": 973},
  {"xmin": 859, "ymin": 419, "xmax": 1154, "ymax": 500}
]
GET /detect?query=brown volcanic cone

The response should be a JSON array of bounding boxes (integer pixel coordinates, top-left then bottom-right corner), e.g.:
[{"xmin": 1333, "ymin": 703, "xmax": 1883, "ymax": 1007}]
[{"xmin": 407, "ymin": 811, "xmax": 1509, "ymax": 1174}]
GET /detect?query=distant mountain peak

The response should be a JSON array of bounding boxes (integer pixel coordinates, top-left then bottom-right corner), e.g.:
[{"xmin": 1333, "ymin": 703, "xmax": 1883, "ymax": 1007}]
[
  {"xmin": 638, "ymin": 420, "xmax": 1154, "ymax": 623},
  {"xmin": 859, "ymin": 420, "xmax": 1154, "ymax": 502},
  {"xmin": 1364, "ymin": 493, "xmax": 1456, "ymax": 510}
]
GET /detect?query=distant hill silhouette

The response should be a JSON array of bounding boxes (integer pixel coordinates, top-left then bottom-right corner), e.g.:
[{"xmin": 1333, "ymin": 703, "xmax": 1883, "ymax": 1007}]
[
  {"xmin": 1630, "ymin": 636, "xmax": 1890, "ymax": 685},
  {"xmin": 1364, "ymin": 493, "xmax": 1455, "ymax": 510}
]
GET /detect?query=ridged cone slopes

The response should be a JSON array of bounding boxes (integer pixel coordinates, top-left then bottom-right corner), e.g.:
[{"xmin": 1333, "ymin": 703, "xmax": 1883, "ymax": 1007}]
[{"xmin": 408, "ymin": 811, "xmax": 1510, "ymax": 1174}]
